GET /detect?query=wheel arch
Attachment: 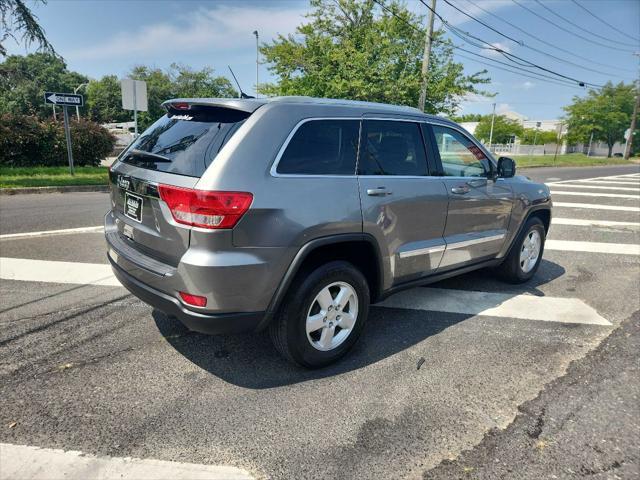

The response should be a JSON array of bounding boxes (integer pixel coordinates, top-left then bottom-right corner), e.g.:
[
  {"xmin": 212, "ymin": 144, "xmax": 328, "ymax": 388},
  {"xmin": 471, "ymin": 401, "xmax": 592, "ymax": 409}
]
[{"xmin": 256, "ymin": 234, "xmax": 384, "ymax": 331}]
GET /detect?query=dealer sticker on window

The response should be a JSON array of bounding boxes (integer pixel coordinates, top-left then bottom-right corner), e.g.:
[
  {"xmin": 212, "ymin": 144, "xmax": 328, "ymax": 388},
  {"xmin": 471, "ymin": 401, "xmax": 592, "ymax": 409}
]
[{"xmin": 124, "ymin": 192, "xmax": 143, "ymax": 223}]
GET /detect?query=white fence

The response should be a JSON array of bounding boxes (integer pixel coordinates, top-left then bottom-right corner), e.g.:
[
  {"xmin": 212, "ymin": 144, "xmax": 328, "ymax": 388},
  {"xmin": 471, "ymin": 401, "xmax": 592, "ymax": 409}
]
[{"xmin": 485, "ymin": 143, "xmax": 562, "ymax": 156}]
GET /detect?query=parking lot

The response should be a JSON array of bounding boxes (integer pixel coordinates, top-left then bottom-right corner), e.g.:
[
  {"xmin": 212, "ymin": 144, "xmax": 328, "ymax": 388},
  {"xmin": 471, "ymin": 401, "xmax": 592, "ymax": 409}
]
[{"xmin": 1, "ymin": 165, "xmax": 638, "ymax": 479}]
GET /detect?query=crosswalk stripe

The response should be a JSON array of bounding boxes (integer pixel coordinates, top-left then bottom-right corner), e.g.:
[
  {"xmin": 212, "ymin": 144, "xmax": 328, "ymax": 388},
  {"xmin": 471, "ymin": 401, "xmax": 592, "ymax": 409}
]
[
  {"xmin": 552, "ymin": 218, "xmax": 640, "ymax": 228},
  {"xmin": 576, "ymin": 180, "xmax": 640, "ymax": 185},
  {"xmin": 0, "ymin": 257, "xmax": 119, "ymax": 286},
  {"xmin": 553, "ymin": 202, "xmax": 640, "ymax": 212},
  {"xmin": 0, "ymin": 226, "xmax": 104, "ymax": 240},
  {"xmin": 0, "ymin": 443, "xmax": 254, "ymax": 480},
  {"xmin": 547, "ymin": 184, "xmax": 640, "ymax": 192},
  {"xmin": 376, "ymin": 287, "xmax": 610, "ymax": 325},
  {"xmin": 550, "ymin": 190, "xmax": 640, "ymax": 199},
  {"xmin": 545, "ymin": 239, "xmax": 640, "ymax": 255}
]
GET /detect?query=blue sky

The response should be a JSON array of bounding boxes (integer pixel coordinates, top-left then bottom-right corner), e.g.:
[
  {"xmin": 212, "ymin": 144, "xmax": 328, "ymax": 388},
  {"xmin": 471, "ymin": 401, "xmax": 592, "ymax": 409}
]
[{"xmin": 6, "ymin": 0, "xmax": 639, "ymax": 120}]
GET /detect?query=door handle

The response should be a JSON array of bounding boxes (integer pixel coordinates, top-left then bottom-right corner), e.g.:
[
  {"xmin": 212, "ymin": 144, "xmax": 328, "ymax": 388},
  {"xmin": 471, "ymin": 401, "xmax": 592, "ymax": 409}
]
[
  {"xmin": 451, "ymin": 185, "xmax": 470, "ymax": 194},
  {"xmin": 367, "ymin": 187, "xmax": 392, "ymax": 196}
]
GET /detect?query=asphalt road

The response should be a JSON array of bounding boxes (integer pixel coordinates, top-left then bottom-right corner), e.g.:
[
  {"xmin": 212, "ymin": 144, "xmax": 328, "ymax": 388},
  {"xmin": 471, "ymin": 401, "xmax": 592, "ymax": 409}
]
[{"xmin": 0, "ymin": 164, "xmax": 638, "ymax": 479}]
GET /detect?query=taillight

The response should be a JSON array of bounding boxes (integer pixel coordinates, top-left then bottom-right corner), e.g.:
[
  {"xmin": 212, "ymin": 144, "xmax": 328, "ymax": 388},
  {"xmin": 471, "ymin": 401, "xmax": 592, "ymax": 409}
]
[
  {"xmin": 179, "ymin": 291, "xmax": 207, "ymax": 307},
  {"xmin": 158, "ymin": 185, "xmax": 253, "ymax": 229},
  {"xmin": 171, "ymin": 102, "xmax": 190, "ymax": 110}
]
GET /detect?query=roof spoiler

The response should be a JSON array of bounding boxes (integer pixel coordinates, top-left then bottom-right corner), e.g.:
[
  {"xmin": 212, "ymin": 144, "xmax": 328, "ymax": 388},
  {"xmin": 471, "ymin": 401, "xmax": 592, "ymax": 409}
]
[{"xmin": 161, "ymin": 98, "xmax": 266, "ymax": 114}]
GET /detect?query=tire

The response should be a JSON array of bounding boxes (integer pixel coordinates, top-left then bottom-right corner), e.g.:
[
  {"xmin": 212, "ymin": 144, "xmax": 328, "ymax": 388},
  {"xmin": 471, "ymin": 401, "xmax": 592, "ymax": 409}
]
[
  {"xmin": 269, "ymin": 261, "xmax": 370, "ymax": 368},
  {"xmin": 497, "ymin": 216, "xmax": 546, "ymax": 284}
]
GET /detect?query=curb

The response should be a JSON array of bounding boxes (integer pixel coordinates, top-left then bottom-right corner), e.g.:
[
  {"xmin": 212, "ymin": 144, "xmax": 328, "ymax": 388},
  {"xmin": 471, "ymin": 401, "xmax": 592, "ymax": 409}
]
[{"xmin": 0, "ymin": 185, "xmax": 109, "ymax": 196}]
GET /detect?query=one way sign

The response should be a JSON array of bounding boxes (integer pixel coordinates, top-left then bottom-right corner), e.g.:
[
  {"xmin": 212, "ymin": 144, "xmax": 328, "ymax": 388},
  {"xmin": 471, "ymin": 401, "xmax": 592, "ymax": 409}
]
[{"xmin": 44, "ymin": 92, "xmax": 84, "ymax": 107}]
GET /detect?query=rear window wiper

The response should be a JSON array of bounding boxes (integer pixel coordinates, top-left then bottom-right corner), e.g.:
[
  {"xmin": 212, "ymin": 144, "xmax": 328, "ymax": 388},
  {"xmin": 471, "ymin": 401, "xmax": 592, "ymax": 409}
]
[{"xmin": 127, "ymin": 149, "xmax": 172, "ymax": 163}]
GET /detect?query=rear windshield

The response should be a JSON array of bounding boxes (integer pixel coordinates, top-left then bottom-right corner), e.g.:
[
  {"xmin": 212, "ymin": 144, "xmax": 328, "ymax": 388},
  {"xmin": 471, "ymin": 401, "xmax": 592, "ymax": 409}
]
[{"xmin": 119, "ymin": 106, "xmax": 250, "ymax": 177}]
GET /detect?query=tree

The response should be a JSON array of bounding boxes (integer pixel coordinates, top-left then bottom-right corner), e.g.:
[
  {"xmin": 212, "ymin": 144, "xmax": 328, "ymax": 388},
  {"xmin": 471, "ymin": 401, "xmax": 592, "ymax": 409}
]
[
  {"xmin": 85, "ymin": 75, "xmax": 130, "ymax": 124},
  {"xmin": 260, "ymin": 0, "xmax": 489, "ymax": 115},
  {"xmin": 451, "ymin": 113, "xmax": 483, "ymax": 123},
  {"xmin": 521, "ymin": 128, "xmax": 558, "ymax": 145},
  {"xmin": 0, "ymin": 53, "xmax": 87, "ymax": 118},
  {"xmin": 474, "ymin": 115, "xmax": 523, "ymax": 144},
  {"xmin": 0, "ymin": 0, "xmax": 55, "ymax": 56},
  {"xmin": 564, "ymin": 82, "xmax": 635, "ymax": 157}
]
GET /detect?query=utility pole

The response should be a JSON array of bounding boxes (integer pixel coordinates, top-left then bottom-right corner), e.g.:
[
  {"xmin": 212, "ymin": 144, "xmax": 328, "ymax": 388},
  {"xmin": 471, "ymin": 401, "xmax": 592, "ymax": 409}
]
[
  {"xmin": 418, "ymin": 0, "xmax": 436, "ymax": 112},
  {"xmin": 253, "ymin": 30, "xmax": 259, "ymax": 98},
  {"xmin": 625, "ymin": 52, "xmax": 640, "ymax": 160},
  {"xmin": 488, "ymin": 102, "xmax": 496, "ymax": 151},
  {"xmin": 587, "ymin": 130, "xmax": 594, "ymax": 157},
  {"xmin": 74, "ymin": 83, "xmax": 87, "ymax": 122}
]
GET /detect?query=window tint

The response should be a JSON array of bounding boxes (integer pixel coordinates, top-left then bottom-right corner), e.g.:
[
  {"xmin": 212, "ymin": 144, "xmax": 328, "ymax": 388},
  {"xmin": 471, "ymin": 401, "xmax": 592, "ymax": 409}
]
[
  {"xmin": 121, "ymin": 106, "xmax": 250, "ymax": 177},
  {"xmin": 432, "ymin": 125, "xmax": 491, "ymax": 177},
  {"xmin": 359, "ymin": 121, "xmax": 428, "ymax": 176},
  {"xmin": 277, "ymin": 120, "xmax": 359, "ymax": 175}
]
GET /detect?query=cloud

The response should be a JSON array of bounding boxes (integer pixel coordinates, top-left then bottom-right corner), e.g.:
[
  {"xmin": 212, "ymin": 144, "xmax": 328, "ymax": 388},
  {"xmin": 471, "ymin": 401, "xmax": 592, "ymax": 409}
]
[
  {"xmin": 484, "ymin": 42, "xmax": 511, "ymax": 57},
  {"xmin": 496, "ymin": 103, "xmax": 513, "ymax": 113},
  {"xmin": 521, "ymin": 81, "xmax": 536, "ymax": 90},
  {"xmin": 67, "ymin": 4, "xmax": 306, "ymax": 62}
]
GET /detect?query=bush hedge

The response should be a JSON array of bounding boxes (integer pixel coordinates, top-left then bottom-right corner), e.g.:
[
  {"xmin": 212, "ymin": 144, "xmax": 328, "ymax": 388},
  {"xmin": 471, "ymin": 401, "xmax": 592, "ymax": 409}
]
[{"xmin": 0, "ymin": 114, "xmax": 116, "ymax": 167}]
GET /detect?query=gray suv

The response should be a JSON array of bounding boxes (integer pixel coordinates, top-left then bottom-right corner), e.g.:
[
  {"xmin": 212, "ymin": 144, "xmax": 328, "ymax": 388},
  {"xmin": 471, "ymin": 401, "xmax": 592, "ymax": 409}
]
[{"xmin": 105, "ymin": 97, "xmax": 552, "ymax": 367}]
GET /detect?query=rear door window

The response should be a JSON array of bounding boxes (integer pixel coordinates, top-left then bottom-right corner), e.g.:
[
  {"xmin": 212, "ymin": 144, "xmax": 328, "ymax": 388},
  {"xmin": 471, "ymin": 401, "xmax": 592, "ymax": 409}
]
[
  {"xmin": 359, "ymin": 120, "xmax": 429, "ymax": 176},
  {"xmin": 276, "ymin": 119, "xmax": 360, "ymax": 175},
  {"xmin": 120, "ymin": 106, "xmax": 250, "ymax": 177}
]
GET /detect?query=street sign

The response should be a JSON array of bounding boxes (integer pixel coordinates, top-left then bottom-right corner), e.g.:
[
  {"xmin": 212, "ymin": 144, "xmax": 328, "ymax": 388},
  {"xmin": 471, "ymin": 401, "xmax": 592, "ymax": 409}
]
[
  {"xmin": 44, "ymin": 92, "xmax": 84, "ymax": 107},
  {"xmin": 121, "ymin": 79, "xmax": 148, "ymax": 111},
  {"xmin": 121, "ymin": 78, "xmax": 148, "ymax": 137},
  {"xmin": 44, "ymin": 92, "xmax": 80, "ymax": 175}
]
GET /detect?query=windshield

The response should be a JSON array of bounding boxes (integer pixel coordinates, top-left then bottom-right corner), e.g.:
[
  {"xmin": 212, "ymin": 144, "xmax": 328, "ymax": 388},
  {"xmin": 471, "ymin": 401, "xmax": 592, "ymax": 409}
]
[{"xmin": 120, "ymin": 106, "xmax": 249, "ymax": 177}]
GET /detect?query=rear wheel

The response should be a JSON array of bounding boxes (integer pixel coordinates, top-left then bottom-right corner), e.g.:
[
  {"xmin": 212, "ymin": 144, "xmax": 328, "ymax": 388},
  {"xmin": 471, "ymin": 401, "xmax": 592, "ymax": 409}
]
[
  {"xmin": 497, "ymin": 216, "xmax": 546, "ymax": 283},
  {"xmin": 269, "ymin": 261, "xmax": 370, "ymax": 368}
]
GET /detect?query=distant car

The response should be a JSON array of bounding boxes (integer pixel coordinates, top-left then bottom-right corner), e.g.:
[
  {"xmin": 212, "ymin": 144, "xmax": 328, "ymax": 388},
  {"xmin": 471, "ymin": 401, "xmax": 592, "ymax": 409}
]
[
  {"xmin": 105, "ymin": 97, "xmax": 552, "ymax": 367},
  {"xmin": 613, "ymin": 153, "xmax": 624, "ymax": 157}
]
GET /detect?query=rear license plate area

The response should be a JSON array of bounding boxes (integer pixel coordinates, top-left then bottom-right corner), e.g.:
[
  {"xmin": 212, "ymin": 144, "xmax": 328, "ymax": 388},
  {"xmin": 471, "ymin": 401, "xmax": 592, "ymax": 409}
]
[{"xmin": 124, "ymin": 191, "xmax": 143, "ymax": 223}]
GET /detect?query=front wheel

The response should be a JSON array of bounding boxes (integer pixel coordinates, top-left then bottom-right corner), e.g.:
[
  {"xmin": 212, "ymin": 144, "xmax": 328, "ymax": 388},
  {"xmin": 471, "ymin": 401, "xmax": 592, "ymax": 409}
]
[
  {"xmin": 269, "ymin": 261, "xmax": 370, "ymax": 368},
  {"xmin": 496, "ymin": 216, "xmax": 546, "ymax": 283}
]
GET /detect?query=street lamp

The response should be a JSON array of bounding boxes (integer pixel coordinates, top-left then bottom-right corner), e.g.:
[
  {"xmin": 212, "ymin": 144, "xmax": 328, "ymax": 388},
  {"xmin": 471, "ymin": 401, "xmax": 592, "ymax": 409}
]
[
  {"xmin": 74, "ymin": 83, "xmax": 88, "ymax": 121},
  {"xmin": 253, "ymin": 30, "xmax": 259, "ymax": 98}
]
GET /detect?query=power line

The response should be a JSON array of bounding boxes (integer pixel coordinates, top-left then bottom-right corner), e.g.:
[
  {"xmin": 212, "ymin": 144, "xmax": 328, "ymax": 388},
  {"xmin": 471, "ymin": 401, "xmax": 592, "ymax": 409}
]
[
  {"xmin": 533, "ymin": 0, "xmax": 638, "ymax": 48},
  {"xmin": 464, "ymin": 0, "xmax": 636, "ymax": 75},
  {"xmin": 442, "ymin": 0, "xmax": 630, "ymax": 80},
  {"xmin": 512, "ymin": 0, "xmax": 636, "ymax": 53},
  {"xmin": 455, "ymin": 46, "xmax": 591, "ymax": 90},
  {"xmin": 371, "ymin": 0, "xmax": 591, "ymax": 91},
  {"xmin": 418, "ymin": 0, "xmax": 603, "ymax": 87},
  {"xmin": 569, "ymin": 0, "xmax": 640, "ymax": 43}
]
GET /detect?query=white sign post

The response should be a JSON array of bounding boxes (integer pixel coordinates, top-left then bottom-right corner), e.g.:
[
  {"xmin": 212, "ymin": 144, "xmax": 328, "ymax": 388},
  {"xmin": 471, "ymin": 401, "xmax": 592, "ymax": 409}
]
[{"xmin": 120, "ymin": 79, "xmax": 148, "ymax": 137}]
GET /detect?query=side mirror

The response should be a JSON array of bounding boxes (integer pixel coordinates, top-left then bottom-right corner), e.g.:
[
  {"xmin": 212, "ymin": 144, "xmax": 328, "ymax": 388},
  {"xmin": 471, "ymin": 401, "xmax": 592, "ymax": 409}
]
[{"xmin": 497, "ymin": 157, "xmax": 516, "ymax": 178}]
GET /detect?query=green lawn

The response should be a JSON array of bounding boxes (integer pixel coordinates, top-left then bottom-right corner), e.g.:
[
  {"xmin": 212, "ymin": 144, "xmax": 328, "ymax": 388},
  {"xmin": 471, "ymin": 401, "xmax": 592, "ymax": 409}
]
[
  {"xmin": 512, "ymin": 153, "xmax": 637, "ymax": 168},
  {"xmin": 0, "ymin": 166, "xmax": 109, "ymax": 189}
]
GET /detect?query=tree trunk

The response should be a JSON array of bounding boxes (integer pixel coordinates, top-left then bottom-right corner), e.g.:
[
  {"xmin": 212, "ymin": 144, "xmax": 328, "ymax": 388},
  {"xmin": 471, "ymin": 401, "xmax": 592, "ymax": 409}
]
[{"xmin": 607, "ymin": 143, "xmax": 613, "ymax": 157}]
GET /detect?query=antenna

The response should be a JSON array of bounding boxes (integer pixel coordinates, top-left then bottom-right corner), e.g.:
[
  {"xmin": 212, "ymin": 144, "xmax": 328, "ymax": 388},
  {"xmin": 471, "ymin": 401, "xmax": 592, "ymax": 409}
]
[{"xmin": 228, "ymin": 66, "xmax": 255, "ymax": 99}]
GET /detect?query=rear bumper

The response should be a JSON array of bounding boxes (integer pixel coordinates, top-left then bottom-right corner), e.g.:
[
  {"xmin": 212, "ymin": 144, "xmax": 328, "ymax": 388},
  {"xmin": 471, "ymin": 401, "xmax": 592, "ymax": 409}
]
[{"xmin": 109, "ymin": 256, "xmax": 264, "ymax": 335}]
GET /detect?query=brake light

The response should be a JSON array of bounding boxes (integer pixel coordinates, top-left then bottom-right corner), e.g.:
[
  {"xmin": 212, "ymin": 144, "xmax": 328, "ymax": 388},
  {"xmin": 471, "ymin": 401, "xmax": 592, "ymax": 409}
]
[
  {"xmin": 172, "ymin": 102, "xmax": 190, "ymax": 110},
  {"xmin": 179, "ymin": 291, "xmax": 207, "ymax": 307},
  {"xmin": 158, "ymin": 185, "xmax": 253, "ymax": 229}
]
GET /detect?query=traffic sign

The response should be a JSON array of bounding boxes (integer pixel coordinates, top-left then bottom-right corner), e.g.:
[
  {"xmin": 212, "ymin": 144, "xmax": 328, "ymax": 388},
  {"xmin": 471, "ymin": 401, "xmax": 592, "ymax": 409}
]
[{"xmin": 44, "ymin": 92, "xmax": 84, "ymax": 107}]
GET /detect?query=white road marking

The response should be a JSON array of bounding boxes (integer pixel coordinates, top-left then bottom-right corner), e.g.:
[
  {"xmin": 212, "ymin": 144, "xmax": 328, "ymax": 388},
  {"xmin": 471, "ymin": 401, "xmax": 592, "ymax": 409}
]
[
  {"xmin": 0, "ymin": 258, "xmax": 120, "ymax": 287},
  {"xmin": 577, "ymin": 179, "xmax": 640, "ymax": 185},
  {"xmin": 0, "ymin": 443, "xmax": 254, "ymax": 480},
  {"xmin": 547, "ymin": 183, "xmax": 640, "ymax": 192},
  {"xmin": 546, "ymin": 239, "xmax": 640, "ymax": 255},
  {"xmin": 553, "ymin": 202, "xmax": 640, "ymax": 212},
  {"xmin": 550, "ymin": 190, "xmax": 640, "ymax": 199},
  {"xmin": 377, "ymin": 287, "xmax": 610, "ymax": 326},
  {"xmin": 0, "ymin": 226, "xmax": 103, "ymax": 240},
  {"xmin": 552, "ymin": 218, "xmax": 640, "ymax": 228}
]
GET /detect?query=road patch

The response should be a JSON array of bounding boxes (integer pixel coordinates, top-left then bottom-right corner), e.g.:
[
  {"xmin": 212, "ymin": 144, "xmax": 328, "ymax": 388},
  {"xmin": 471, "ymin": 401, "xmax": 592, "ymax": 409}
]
[
  {"xmin": 0, "ymin": 226, "xmax": 103, "ymax": 240},
  {"xmin": 546, "ymin": 240, "xmax": 640, "ymax": 255},
  {"xmin": 553, "ymin": 202, "xmax": 640, "ymax": 212}
]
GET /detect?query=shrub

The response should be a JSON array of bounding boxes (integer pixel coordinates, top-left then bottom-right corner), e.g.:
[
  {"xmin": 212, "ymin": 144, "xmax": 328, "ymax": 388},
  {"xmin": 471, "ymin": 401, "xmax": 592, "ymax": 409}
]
[{"xmin": 0, "ymin": 114, "xmax": 116, "ymax": 167}]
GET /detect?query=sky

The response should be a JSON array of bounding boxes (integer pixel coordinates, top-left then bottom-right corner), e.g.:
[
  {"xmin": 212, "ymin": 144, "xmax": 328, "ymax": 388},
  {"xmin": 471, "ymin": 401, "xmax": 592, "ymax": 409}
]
[{"xmin": 5, "ymin": 0, "xmax": 639, "ymax": 120}]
